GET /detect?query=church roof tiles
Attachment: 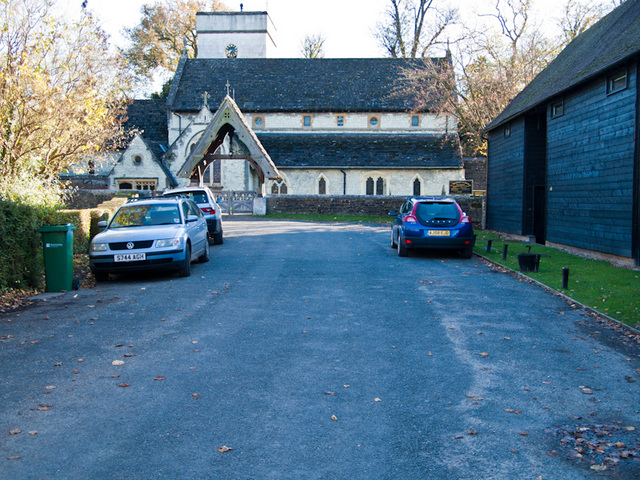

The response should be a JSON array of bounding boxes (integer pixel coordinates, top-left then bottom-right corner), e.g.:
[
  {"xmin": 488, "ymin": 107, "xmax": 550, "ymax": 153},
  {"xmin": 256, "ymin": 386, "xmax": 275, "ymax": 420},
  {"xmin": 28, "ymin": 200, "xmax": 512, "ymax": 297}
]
[{"xmin": 167, "ymin": 58, "xmax": 445, "ymax": 113}]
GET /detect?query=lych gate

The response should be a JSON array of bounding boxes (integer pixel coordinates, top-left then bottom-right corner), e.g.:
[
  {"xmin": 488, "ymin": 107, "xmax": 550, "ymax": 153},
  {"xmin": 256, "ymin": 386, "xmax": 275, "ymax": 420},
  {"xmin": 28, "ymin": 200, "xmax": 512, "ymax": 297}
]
[{"xmin": 176, "ymin": 95, "xmax": 280, "ymax": 212}]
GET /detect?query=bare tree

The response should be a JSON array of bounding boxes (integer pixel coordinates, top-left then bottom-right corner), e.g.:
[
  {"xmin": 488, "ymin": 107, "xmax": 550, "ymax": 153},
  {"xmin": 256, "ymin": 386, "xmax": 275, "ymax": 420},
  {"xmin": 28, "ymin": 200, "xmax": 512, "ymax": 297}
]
[
  {"xmin": 558, "ymin": 0, "xmax": 611, "ymax": 46},
  {"xmin": 300, "ymin": 33, "xmax": 326, "ymax": 59},
  {"xmin": 374, "ymin": 0, "xmax": 457, "ymax": 58},
  {"xmin": 397, "ymin": 0, "xmax": 557, "ymax": 156}
]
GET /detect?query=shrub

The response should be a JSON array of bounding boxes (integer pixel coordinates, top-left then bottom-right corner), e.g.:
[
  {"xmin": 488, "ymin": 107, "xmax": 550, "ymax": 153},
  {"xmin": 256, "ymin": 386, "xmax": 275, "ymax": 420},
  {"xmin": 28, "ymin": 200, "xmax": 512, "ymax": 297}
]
[{"xmin": 0, "ymin": 200, "xmax": 43, "ymax": 289}]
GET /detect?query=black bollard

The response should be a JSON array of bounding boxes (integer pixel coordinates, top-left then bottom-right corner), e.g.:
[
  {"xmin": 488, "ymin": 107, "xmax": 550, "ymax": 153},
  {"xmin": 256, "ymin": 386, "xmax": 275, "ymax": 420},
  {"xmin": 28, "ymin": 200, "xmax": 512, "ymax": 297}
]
[
  {"xmin": 502, "ymin": 244, "xmax": 508, "ymax": 260},
  {"xmin": 562, "ymin": 267, "xmax": 569, "ymax": 289},
  {"xmin": 486, "ymin": 239, "xmax": 493, "ymax": 253}
]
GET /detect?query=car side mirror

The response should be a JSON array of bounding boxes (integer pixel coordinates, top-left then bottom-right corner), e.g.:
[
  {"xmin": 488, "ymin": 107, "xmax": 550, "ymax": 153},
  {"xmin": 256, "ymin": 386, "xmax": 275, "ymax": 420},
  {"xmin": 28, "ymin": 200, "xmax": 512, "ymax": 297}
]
[
  {"xmin": 186, "ymin": 215, "xmax": 199, "ymax": 223},
  {"xmin": 389, "ymin": 210, "xmax": 397, "ymax": 216},
  {"xmin": 97, "ymin": 220, "xmax": 108, "ymax": 229}
]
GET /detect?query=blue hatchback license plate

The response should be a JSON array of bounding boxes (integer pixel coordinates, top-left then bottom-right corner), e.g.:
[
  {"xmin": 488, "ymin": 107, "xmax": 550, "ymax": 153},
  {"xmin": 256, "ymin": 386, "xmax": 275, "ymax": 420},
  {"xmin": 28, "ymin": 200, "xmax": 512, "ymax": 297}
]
[{"xmin": 427, "ymin": 230, "xmax": 450, "ymax": 237}]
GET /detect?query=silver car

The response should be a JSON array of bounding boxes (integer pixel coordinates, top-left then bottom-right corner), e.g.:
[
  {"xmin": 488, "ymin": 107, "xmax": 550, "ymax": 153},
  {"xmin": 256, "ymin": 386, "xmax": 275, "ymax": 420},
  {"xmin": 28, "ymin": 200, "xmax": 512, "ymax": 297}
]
[
  {"xmin": 89, "ymin": 197, "xmax": 209, "ymax": 281},
  {"xmin": 162, "ymin": 186, "xmax": 223, "ymax": 245}
]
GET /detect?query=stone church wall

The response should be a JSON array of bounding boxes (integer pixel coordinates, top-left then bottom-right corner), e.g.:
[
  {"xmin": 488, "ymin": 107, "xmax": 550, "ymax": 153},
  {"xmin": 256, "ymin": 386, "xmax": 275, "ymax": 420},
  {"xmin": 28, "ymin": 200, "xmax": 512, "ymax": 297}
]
[{"xmin": 266, "ymin": 195, "xmax": 486, "ymax": 229}]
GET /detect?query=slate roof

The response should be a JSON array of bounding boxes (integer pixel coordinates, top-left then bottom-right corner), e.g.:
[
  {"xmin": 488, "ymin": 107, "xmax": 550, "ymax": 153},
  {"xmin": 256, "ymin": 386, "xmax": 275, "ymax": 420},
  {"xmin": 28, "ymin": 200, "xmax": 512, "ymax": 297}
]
[
  {"xmin": 122, "ymin": 99, "xmax": 168, "ymax": 147},
  {"xmin": 119, "ymin": 99, "xmax": 169, "ymax": 161},
  {"xmin": 167, "ymin": 58, "xmax": 446, "ymax": 113},
  {"xmin": 255, "ymin": 133, "xmax": 462, "ymax": 169},
  {"xmin": 485, "ymin": 0, "xmax": 640, "ymax": 131}
]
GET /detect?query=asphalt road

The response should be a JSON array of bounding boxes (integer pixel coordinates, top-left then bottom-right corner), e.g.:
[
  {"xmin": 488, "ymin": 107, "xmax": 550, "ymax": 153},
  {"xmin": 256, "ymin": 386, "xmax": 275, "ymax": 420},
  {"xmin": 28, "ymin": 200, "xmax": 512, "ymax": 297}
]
[{"xmin": 1, "ymin": 219, "xmax": 639, "ymax": 479}]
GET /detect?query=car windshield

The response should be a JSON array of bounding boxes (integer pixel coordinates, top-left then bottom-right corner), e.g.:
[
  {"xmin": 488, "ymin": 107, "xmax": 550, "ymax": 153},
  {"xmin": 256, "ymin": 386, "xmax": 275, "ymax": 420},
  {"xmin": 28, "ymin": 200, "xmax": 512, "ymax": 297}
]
[
  {"xmin": 110, "ymin": 205, "xmax": 181, "ymax": 228},
  {"xmin": 415, "ymin": 202, "xmax": 459, "ymax": 222},
  {"xmin": 165, "ymin": 191, "xmax": 208, "ymax": 204}
]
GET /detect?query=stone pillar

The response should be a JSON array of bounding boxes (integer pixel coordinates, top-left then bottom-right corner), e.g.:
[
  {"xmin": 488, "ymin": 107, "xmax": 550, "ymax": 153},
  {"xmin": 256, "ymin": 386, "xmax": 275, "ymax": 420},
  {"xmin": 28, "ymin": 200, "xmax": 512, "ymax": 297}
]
[{"xmin": 253, "ymin": 196, "xmax": 267, "ymax": 216}]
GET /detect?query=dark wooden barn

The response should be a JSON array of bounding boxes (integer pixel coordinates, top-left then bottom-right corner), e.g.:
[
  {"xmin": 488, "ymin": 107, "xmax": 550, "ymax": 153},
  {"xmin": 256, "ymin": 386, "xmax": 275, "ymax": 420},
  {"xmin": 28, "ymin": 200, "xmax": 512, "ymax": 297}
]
[{"xmin": 484, "ymin": 0, "xmax": 640, "ymax": 266}]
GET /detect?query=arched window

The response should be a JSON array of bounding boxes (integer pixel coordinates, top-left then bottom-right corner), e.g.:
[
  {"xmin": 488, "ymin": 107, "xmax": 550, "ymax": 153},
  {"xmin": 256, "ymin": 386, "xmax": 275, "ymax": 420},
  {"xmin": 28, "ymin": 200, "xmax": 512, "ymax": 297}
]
[
  {"xmin": 318, "ymin": 177, "xmax": 326, "ymax": 195},
  {"xmin": 271, "ymin": 180, "xmax": 289, "ymax": 195},
  {"xmin": 119, "ymin": 182, "xmax": 133, "ymax": 190},
  {"xmin": 366, "ymin": 177, "xmax": 374, "ymax": 195},
  {"xmin": 376, "ymin": 177, "xmax": 384, "ymax": 195},
  {"xmin": 413, "ymin": 178, "xmax": 421, "ymax": 196}
]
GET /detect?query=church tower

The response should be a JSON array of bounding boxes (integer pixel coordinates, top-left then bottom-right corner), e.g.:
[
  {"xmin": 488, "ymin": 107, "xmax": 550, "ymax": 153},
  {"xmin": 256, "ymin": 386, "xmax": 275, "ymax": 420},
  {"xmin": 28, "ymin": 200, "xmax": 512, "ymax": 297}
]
[{"xmin": 196, "ymin": 10, "xmax": 277, "ymax": 59}]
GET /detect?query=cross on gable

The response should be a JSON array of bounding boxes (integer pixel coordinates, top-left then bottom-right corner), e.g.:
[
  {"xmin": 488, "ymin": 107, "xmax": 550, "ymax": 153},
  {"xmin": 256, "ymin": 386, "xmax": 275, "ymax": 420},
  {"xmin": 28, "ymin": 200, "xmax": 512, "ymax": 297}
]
[
  {"xmin": 225, "ymin": 80, "xmax": 231, "ymax": 96},
  {"xmin": 201, "ymin": 91, "xmax": 210, "ymax": 108}
]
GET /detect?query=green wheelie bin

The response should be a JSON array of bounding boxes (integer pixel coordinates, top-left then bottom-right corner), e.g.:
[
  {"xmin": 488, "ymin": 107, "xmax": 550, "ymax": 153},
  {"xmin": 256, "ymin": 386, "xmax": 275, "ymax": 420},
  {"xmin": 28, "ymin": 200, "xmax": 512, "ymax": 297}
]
[{"xmin": 38, "ymin": 224, "xmax": 76, "ymax": 292}]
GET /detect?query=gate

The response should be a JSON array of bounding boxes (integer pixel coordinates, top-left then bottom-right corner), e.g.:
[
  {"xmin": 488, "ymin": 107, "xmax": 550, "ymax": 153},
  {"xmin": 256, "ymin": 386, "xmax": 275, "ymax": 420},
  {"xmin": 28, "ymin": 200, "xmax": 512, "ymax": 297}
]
[{"xmin": 213, "ymin": 191, "xmax": 256, "ymax": 215}]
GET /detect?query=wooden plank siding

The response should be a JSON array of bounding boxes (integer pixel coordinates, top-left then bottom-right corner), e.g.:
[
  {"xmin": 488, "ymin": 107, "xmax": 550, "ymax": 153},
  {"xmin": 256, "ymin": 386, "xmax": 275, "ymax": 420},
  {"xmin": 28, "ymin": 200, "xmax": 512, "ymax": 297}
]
[
  {"xmin": 486, "ymin": 117, "xmax": 526, "ymax": 233},
  {"xmin": 545, "ymin": 61, "xmax": 637, "ymax": 257}
]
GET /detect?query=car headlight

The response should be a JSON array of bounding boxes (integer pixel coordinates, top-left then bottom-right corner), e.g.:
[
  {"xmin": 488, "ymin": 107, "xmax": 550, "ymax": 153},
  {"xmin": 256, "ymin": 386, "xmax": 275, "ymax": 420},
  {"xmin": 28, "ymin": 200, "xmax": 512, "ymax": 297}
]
[
  {"xmin": 155, "ymin": 238, "xmax": 181, "ymax": 248},
  {"xmin": 90, "ymin": 243, "xmax": 107, "ymax": 252}
]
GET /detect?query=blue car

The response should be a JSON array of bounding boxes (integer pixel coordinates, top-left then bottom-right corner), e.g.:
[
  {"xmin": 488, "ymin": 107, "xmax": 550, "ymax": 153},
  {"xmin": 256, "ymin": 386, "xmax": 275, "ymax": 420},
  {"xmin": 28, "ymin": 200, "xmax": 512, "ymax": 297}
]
[{"xmin": 390, "ymin": 197, "xmax": 476, "ymax": 258}]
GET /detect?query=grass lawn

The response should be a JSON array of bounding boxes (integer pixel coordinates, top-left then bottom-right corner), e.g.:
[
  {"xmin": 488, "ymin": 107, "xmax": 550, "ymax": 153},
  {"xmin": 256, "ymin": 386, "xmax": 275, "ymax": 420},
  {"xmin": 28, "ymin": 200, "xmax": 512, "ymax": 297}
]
[{"xmin": 474, "ymin": 231, "xmax": 640, "ymax": 329}]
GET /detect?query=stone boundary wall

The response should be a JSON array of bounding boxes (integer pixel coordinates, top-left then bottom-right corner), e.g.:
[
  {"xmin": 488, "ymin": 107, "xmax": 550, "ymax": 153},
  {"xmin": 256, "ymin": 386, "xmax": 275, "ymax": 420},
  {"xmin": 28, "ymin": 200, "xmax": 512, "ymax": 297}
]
[
  {"xmin": 266, "ymin": 195, "xmax": 486, "ymax": 229},
  {"xmin": 64, "ymin": 190, "xmax": 121, "ymax": 210}
]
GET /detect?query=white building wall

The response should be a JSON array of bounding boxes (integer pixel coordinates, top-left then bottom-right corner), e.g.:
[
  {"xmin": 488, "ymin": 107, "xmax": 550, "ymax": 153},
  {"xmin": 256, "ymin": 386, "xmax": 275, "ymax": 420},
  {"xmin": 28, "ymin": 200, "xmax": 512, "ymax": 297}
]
[
  {"xmin": 249, "ymin": 112, "xmax": 454, "ymax": 133},
  {"xmin": 269, "ymin": 168, "xmax": 464, "ymax": 196},
  {"xmin": 196, "ymin": 12, "xmax": 276, "ymax": 59},
  {"xmin": 110, "ymin": 136, "xmax": 169, "ymax": 190}
]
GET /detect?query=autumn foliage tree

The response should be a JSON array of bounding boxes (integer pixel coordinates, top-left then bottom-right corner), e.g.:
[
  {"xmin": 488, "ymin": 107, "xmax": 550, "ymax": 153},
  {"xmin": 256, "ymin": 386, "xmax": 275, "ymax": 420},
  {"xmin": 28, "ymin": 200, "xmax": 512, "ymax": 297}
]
[
  {"xmin": 122, "ymin": 0, "xmax": 228, "ymax": 81},
  {"xmin": 396, "ymin": 0, "xmax": 613, "ymax": 156},
  {"xmin": 0, "ymin": 0, "xmax": 132, "ymax": 205}
]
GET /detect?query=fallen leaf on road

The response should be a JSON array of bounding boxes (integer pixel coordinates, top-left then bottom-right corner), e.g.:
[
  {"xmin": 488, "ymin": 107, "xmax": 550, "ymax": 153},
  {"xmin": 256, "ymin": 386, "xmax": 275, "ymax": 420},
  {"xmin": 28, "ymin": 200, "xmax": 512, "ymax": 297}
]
[
  {"xmin": 374, "ymin": 398, "xmax": 382, "ymax": 402},
  {"xmin": 590, "ymin": 465, "xmax": 607, "ymax": 471},
  {"xmin": 154, "ymin": 376, "xmax": 165, "ymax": 381},
  {"xmin": 520, "ymin": 431, "xmax": 528, "ymax": 436},
  {"xmin": 504, "ymin": 409, "xmax": 521, "ymax": 414},
  {"xmin": 331, "ymin": 415, "xmax": 338, "ymax": 421},
  {"xmin": 118, "ymin": 383, "xmax": 130, "ymax": 388},
  {"xmin": 192, "ymin": 393, "xmax": 200, "ymax": 399},
  {"xmin": 479, "ymin": 352, "xmax": 489, "ymax": 357},
  {"xmin": 112, "ymin": 360, "xmax": 125, "ymax": 366},
  {"xmin": 324, "ymin": 391, "xmax": 337, "ymax": 396},
  {"xmin": 28, "ymin": 431, "xmax": 38, "ymax": 435},
  {"xmin": 217, "ymin": 446, "xmax": 232, "ymax": 453},
  {"xmin": 6, "ymin": 456, "xmax": 21, "ymax": 460},
  {"xmin": 10, "ymin": 429, "xmax": 21, "ymax": 435},
  {"xmin": 467, "ymin": 430, "xmax": 478, "ymax": 435}
]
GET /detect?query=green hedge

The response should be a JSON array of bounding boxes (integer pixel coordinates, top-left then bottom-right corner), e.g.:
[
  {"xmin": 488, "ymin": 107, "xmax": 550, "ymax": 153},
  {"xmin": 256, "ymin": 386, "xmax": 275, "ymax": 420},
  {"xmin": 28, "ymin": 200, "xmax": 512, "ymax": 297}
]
[
  {"xmin": 0, "ymin": 199, "xmax": 115, "ymax": 291},
  {"xmin": 0, "ymin": 200, "xmax": 43, "ymax": 289}
]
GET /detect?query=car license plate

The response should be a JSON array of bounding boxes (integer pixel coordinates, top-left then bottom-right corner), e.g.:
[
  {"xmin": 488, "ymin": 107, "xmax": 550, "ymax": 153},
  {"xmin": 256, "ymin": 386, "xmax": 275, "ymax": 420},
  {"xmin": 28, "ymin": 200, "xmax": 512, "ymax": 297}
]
[
  {"xmin": 427, "ymin": 230, "xmax": 450, "ymax": 237},
  {"xmin": 114, "ymin": 253, "xmax": 146, "ymax": 262}
]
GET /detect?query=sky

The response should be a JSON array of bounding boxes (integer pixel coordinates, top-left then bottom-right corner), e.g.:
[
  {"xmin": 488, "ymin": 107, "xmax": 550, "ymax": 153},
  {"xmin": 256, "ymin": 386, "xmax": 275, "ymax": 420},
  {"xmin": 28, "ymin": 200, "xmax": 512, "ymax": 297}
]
[{"xmin": 58, "ymin": 0, "xmax": 573, "ymax": 59}]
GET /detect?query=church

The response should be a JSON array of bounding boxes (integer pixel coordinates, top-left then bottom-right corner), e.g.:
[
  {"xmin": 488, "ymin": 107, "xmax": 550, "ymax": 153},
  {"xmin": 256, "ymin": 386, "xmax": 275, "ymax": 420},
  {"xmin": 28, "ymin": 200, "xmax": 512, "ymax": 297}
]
[{"xmin": 69, "ymin": 9, "xmax": 466, "ymax": 210}]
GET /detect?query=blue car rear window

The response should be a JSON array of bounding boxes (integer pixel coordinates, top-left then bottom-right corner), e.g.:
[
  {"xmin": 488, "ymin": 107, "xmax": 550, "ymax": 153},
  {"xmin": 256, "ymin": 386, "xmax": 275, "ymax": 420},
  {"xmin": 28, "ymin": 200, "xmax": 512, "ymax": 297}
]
[{"xmin": 415, "ymin": 202, "xmax": 459, "ymax": 223}]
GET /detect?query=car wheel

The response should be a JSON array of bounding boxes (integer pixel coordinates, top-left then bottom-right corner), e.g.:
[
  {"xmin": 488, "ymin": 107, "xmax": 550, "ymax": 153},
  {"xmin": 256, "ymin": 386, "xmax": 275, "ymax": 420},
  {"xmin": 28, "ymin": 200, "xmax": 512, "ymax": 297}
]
[
  {"xmin": 462, "ymin": 246, "xmax": 473, "ymax": 259},
  {"xmin": 397, "ymin": 233, "xmax": 408, "ymax": 257},
  {"xmin": 93, "ymin": 271, "xmax": 109, "ymax": 282},
  {"xmin": 213, "ymin": 232, "xmax": 223, "ymax": 245},
  {"xmin": 199, "ymin": 241, "xmax": 210, "ymax": 263},
  {"xmin": 390, "ymin": 228, "xmax": 397, "ymax": 248},
  {"xmin": 178, "ymin": 244, "xmax": 192, "ymax": 277}
]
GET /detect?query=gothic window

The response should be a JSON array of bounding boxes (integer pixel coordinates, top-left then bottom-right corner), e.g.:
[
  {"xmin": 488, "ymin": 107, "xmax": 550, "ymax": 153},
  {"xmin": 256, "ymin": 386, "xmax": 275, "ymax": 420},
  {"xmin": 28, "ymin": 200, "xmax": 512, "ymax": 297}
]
[
  {"xmin": 271, "ymin": 180, "xmax": 289, "ymax": 195},
  {"xmin": 366, "ymin": 177, "xmax": 374, "ymax": 195},
  {"xmin": 376, "ymin": 177, "xmax": 384, "ymax": 195},
  {"xmin": 119, "ymin": 182, "xmax": 133, "ymax": 190},
  {"xmin": 413, "ymin": 178, "xmax": 421, "ymax": 196},
  {"xmin": 318, "ymin": 177, "xmax": 326, "ymax": 195}
]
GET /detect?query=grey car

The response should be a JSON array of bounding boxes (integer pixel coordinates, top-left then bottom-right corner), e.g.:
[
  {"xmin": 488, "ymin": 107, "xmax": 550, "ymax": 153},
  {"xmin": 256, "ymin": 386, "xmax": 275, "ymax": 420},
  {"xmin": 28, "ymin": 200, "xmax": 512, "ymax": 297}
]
[
  {"xmin": 89, "ymin": 197, "xmax": 210, "ymax": 281},
  {"xmin": 162, "ymin": 186, "xmax": 223, "ymax": 245}
]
